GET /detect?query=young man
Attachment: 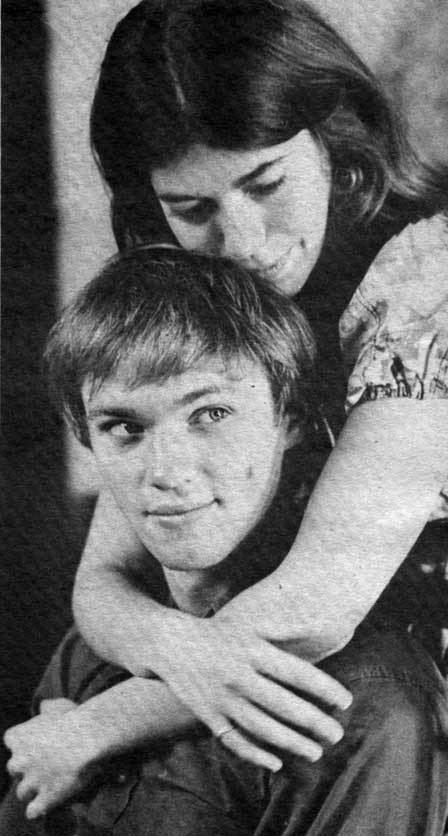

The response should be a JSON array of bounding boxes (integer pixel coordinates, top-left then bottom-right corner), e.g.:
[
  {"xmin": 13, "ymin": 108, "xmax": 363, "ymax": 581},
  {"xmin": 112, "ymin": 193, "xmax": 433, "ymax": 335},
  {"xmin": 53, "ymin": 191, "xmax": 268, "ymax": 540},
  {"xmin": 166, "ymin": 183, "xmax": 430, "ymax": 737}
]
[{"xmin": 2, "ymin": 249, "xmax": 448, "ymax": 835}]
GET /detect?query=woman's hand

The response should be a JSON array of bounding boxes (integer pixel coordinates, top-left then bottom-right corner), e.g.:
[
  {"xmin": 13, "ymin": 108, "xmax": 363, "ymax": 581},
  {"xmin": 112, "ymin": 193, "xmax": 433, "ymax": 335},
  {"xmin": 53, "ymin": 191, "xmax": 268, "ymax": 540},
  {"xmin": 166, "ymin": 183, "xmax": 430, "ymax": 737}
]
[
  {"xmin": 152, "ymin": 611, "xmax": 351, "ymax": 772},
  {"xmin": 4, "ymin": 699, "xmax": 98, "ymax": 820}
]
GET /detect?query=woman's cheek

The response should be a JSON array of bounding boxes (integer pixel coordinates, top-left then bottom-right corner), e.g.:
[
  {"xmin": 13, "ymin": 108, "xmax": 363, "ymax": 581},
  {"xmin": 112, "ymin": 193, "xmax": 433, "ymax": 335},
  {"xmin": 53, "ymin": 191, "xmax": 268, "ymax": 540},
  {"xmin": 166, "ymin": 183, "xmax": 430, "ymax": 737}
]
[{"xmin": 166, "ymin": 217, "xmax": 208, "ymax": 253}]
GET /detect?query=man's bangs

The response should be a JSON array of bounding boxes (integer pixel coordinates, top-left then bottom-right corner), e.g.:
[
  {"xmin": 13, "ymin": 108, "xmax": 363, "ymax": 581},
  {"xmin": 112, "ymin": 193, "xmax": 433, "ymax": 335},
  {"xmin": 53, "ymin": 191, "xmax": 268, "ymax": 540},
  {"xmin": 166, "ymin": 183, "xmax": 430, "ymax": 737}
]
[
  {"xmin": 113, "ymin": 326, "xmax": 218, "ymax": 391},
  {"xmin": 89, "ymin": 295, "xmax": 247, "ymax": 393},
  {"xmin": 46, "ymin": 247, "xmax": 317, "ymax": 447}
]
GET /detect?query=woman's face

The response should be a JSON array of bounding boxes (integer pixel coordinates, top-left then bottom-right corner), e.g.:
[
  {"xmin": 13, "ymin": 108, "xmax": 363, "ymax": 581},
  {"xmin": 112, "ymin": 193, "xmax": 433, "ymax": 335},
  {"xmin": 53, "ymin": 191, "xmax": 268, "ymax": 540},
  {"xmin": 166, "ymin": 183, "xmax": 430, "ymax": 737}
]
[{"xmin": 151, "ymin": 130, "xmax": 331, "ymax": 296}]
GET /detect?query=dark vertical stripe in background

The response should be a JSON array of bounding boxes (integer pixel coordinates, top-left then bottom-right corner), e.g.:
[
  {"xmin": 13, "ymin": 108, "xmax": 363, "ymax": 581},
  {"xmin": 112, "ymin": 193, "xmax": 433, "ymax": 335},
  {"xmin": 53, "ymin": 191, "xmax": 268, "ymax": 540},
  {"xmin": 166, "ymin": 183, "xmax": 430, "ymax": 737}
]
[{"xmin": 0, "ymin": 0, "xmax": 85, "ymax": 793}]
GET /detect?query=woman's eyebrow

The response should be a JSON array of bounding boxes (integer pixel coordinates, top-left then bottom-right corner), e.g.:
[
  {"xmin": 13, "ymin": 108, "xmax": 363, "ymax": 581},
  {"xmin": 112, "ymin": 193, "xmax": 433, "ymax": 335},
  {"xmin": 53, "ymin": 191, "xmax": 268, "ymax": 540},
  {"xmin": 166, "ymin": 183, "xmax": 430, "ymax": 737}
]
[
  {"xmin": 157, "ymin": 157, "xmax": 285, "ymax": 203},
  {"xmin": 235, "ymin": 157, "xmax": 284, "ymax": 188}
]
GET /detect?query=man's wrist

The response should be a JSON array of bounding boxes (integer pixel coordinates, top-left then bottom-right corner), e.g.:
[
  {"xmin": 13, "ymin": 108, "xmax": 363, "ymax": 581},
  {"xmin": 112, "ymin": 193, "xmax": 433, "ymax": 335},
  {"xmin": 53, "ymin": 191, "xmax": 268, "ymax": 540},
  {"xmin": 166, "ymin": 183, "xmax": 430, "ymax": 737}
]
[
  {"xmin": 72, "ymin": 706, "xmax": 128, "ymax": 764},
  {"xmin": 49, "ymin": 709, "xmax": 107, "ymax": 769}
]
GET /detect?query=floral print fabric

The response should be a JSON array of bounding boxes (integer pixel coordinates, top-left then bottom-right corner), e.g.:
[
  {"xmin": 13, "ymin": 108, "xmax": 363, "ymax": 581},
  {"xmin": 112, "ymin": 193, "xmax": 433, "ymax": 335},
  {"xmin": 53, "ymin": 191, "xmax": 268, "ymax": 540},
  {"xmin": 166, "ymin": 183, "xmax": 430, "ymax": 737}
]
[{"xmin": 340, "ymin": 213, "xmax": 448, "ymax": 517}]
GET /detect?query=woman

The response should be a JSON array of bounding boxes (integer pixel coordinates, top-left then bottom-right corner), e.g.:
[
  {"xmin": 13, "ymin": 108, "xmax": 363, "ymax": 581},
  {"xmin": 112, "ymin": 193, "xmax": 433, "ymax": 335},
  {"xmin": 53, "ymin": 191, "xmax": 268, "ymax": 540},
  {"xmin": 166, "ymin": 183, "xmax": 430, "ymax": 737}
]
[
  {"xmin": 75, "ymin": 0, "xmax": 448, "ymax": 772},
  {"xmin": 2, "ymin": 3, "xmax": 448, "ymax": 832}
]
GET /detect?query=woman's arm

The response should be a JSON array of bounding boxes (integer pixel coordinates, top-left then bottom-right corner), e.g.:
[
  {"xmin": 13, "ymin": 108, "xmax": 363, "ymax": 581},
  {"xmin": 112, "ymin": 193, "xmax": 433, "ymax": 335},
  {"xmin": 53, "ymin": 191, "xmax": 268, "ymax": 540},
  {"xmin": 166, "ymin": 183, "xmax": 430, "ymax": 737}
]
[
  {"xmin": 5, "ymin": 664, "xmax": 345, "ymax": 819},
  {"xmin": 74, "ymin": 521, "xmax": 350, "ymax": 770},
  {"xmin": 74, "ymin": 398, "xmax": 447, "ymax": 765},
  {"xmin": 221, "ymin": 397, "xmax": 448, "ymax": 656}
]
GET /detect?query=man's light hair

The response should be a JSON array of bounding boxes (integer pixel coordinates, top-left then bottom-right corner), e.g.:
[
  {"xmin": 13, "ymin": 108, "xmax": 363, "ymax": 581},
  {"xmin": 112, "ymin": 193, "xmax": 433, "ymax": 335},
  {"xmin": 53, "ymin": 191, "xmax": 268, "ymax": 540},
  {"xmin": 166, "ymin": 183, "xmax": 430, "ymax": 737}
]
[{"xmin": 45, "ymin": 247, "xmax": 316, "ymax": 447}]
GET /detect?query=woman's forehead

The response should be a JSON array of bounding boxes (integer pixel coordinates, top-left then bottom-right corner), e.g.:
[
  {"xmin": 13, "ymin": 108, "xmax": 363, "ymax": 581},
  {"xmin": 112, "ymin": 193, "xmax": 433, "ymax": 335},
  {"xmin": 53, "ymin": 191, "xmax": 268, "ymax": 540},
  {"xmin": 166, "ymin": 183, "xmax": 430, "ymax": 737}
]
[{"xmin": 151, "ymin": 131, "xmax": 321, "ymax": 196}]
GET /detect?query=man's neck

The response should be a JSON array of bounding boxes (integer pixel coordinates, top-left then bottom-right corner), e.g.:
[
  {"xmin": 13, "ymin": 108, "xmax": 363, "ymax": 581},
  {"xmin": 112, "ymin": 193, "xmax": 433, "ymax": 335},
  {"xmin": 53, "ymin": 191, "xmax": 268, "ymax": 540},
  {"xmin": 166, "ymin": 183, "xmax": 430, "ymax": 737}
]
[{"xmin": 163, "ymin": 566, "xmax": 234, "ymax": 617}]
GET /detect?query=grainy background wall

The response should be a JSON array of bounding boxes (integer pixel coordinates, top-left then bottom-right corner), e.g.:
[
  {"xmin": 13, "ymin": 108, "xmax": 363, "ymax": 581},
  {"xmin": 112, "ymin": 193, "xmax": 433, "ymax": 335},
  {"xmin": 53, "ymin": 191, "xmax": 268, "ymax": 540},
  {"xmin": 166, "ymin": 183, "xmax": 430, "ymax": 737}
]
[{"xmin": 1, "ymin": 0, "xmax": 447, "ymax": 791}]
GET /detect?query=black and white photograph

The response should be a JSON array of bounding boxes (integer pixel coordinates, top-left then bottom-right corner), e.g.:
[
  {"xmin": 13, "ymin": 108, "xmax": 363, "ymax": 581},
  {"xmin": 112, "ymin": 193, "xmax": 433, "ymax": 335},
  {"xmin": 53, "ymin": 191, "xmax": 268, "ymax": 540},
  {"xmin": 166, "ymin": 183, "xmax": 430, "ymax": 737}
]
[{"xmin": 2, "ymin": 1, "xmax": 448, "ymax": 833}]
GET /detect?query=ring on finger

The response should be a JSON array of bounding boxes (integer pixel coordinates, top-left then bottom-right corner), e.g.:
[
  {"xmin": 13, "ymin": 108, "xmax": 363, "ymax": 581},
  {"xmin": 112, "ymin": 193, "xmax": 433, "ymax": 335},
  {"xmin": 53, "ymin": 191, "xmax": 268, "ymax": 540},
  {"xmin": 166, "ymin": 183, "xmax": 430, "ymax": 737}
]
[{"xmin": 216, "ymin": 725, "xmax": 235, "ymax": 740}]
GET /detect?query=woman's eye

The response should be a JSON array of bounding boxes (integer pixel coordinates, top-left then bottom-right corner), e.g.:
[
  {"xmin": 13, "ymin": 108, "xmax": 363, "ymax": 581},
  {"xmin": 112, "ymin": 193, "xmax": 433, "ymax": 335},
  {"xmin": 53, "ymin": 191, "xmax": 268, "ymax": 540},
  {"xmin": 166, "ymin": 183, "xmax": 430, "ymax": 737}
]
[
  {"xmin": 247, "ymin": 176, "xmax": 285, "ymax": 200},
  {"xmin": 170, "ymin": 199, "xmax": 214, "ymax": 225},
  {"xmin": 192, "ymin": 407, "xmax": 231, "ymax": 426}
]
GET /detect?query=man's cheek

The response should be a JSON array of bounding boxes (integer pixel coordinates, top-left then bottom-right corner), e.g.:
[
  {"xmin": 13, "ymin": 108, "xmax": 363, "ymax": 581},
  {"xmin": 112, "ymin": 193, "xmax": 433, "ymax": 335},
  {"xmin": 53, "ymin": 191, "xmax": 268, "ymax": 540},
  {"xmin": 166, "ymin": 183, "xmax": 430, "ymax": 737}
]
[{"xmin": 98, "ymin": 468, "xmax": 133, "ymax": 511}]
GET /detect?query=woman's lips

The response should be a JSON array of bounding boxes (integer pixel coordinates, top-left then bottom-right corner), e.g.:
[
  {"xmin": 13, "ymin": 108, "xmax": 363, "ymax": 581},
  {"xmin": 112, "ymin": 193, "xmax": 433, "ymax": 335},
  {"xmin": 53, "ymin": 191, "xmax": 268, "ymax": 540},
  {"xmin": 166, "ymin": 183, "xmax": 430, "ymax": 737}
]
[{"xmin": 258, "ymin": 246, "xmax": 295, "ymax": 280}]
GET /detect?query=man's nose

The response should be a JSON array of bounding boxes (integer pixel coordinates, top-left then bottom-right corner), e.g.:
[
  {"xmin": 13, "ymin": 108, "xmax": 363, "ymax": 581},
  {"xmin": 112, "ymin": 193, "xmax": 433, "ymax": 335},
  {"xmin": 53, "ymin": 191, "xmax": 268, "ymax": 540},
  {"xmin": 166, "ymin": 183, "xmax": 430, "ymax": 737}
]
[
  {"xmin": 213, "ymin": 199, "xmax": 266, "ymax": 262},
  {"xmin": 143, "ymin": 430, "xmax": 195, "ymax": 492}
]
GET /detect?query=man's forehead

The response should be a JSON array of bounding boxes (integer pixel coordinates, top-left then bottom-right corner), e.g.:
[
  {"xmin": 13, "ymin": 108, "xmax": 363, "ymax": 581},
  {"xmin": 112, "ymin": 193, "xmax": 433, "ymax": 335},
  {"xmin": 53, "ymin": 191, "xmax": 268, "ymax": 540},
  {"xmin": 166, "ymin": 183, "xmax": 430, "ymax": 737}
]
[{"xmin": 83, "ymin": 355, "xmax": 271, "ymax": 415}]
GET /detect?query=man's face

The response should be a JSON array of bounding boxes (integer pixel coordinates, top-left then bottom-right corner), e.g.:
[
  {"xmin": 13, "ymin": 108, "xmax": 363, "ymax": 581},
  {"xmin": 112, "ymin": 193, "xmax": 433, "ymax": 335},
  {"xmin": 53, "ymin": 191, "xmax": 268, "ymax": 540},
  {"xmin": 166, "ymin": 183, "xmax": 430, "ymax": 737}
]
[{"xmin": 84, "ymin": 356, "xmax": 297, "ymax": 573}]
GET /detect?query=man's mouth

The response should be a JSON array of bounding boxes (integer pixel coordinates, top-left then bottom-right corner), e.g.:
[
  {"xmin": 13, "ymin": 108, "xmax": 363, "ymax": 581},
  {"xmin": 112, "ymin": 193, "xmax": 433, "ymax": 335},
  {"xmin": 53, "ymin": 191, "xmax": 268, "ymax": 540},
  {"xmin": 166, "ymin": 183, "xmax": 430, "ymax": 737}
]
[{"xmin": 146, "ymin": 501, "xmax": 215, "ymax": 525}]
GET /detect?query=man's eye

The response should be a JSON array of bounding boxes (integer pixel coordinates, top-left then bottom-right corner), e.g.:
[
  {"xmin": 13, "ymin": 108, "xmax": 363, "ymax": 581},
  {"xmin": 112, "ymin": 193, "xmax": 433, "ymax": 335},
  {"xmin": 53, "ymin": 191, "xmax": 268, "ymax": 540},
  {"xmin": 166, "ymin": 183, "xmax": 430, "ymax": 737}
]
[
  {"xmin": 105, "ymin": 421, "xmax": 144, "ymax": 439},
  {"xmin": 246, "ymin": 176, "xmax": 285, "ymax": 200},
  {"xmin": 192, "ymin": 407, "xmax": 231, "ymax": 426}
]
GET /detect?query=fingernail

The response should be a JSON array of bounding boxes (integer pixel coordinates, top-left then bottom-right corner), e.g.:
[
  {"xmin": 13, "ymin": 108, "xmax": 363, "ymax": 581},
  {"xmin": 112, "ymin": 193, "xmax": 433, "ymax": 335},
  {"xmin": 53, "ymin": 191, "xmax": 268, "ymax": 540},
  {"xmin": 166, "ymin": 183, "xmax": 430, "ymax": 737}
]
[
  {"xmin": 324, "ymin": 723, "xmax": 344, "ymax": 745},
  {"xmin": 330, "ymin": 726, "xmax": 344, "ymax": 744},
  {"xmin": 269, "ymin": 758, "xmax": 283, "ymax": 772},
  {"xmin": 309, "ymin": 745, "xmax": 323, "ymax": 762}
]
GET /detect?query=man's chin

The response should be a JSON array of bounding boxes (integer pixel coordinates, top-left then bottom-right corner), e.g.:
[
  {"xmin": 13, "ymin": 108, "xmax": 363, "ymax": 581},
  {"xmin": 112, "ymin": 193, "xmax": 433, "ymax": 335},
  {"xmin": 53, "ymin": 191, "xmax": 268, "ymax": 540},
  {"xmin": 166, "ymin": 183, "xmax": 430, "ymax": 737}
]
[
  {"xmin": 156, "ymin": 555, "xmax": 222, "ymax": 572},
  {"xmin": 149, "ymin": 545, "xmax": 230, "ymax": 573}
]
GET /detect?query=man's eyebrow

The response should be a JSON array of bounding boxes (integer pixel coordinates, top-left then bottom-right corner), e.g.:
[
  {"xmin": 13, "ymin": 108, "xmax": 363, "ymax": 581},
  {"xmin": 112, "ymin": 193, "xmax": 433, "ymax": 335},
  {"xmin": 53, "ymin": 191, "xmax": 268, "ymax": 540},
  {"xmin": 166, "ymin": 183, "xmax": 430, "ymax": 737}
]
[
  {"xmin": 174, "ymin": 385, "xmax": 223, "ymax": 407},
  {"xmin": 86, "ymin": 406, "xmax": 141, "ymax": 420},
  {"xmin": 86, "ymin": 386, "xmax": 228, "ymax": 418},
  {"xmin": 157, "ymin": 158, "xmax": 284, "ymax": 203}
]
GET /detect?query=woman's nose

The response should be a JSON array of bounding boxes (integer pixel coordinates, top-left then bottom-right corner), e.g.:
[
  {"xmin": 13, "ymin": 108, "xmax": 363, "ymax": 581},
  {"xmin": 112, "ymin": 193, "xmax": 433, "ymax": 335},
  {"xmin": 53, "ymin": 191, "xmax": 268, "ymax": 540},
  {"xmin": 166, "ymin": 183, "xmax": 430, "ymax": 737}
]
[{"xmin": 213, "ymin": 200, "xmax": 266, "ymax": 262}]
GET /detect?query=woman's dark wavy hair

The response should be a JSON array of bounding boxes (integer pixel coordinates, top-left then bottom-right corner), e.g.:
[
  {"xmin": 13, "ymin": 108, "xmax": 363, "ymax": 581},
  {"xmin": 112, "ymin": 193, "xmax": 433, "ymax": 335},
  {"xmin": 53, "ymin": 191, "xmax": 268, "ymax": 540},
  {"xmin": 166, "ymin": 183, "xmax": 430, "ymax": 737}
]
[
  {"xmin": 45, "ymin": 247, "xmax": 316, "ymax": 447},
  {"xmin": 91, "ymin": 0, "xmax": 447, "ymax": 250}
]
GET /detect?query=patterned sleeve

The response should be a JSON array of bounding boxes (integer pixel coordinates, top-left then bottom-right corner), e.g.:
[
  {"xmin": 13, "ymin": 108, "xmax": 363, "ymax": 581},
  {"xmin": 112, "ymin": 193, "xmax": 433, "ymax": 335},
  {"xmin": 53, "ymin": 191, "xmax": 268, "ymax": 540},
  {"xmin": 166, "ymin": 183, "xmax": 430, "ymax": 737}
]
[
  {"xmin": 339, "ymin": 214, "xmax": 448, "ymax": 520},
  {"xmin": 339, "ymin": 214, "xmax": 448, "ymax": 410}
]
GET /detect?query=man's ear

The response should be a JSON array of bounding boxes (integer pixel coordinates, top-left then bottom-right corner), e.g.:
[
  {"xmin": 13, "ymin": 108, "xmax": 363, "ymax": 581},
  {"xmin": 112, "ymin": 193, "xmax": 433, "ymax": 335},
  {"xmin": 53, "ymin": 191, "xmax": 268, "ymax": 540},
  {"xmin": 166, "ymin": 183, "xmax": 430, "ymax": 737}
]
[{"xmin": 284, "ymin": 412, "xmax": 305, "ymax": 450}]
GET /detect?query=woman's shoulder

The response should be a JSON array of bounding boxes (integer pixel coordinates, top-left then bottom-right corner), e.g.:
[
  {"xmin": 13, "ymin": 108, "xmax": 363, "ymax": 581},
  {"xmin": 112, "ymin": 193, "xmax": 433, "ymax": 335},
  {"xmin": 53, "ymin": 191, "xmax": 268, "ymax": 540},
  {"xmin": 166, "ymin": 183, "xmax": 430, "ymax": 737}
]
[
  {"xmin": 371, "ymin": 212, "xmax": 447, "ymax": 270},
  {"xmin": 351, "ymin": 213, "xmax": 448, "ymax": 317},
  {"xmin": 340, "ymin": 211, "xmax": 448, "ymax": 412}
]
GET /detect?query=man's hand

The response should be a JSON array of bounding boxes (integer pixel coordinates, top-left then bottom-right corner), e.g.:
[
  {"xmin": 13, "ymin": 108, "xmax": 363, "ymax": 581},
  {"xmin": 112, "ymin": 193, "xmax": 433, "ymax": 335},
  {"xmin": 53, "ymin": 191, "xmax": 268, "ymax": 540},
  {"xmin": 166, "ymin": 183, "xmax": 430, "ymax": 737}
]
[
  {"xmin": 153, "ymin": 612, "xmax": 352, "ymax": 772},
  {"xmin": 4, "ymin": 699, "xmax": 98, "ymax": 820}
]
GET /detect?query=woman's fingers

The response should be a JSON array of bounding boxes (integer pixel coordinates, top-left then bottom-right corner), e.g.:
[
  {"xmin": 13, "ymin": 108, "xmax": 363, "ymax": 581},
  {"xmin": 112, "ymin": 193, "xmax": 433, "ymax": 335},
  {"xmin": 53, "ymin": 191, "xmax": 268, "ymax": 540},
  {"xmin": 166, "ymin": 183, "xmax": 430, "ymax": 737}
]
[
  {"xmin": 238, "ymin": 673, "xmax": 344, "ymax": 745},
  {"xmin": 154, "ymin": 618, "xmax": 350, "ymax": 765},
  {"xmin": 216, "ymin": 728, "xmax": 283, "ymax": 772},
  {"xmin": 254, "ymin": 642, "xmax": 352, "ymax": 710},
  {"xmin": 213, "ymin": 703, "xmax": 324, "ymax": 768},
  {"xmin": 229, "ymin": 699, "xmax": 324, "ymax": 762}
]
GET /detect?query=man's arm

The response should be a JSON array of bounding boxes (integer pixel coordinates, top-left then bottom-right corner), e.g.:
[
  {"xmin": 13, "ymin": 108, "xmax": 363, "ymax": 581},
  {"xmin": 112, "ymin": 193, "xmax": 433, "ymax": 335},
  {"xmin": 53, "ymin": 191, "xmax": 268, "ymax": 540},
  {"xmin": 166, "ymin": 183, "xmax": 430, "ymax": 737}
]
[
  {"xmin": 5, "ymin": 663, "xmax": 344, "ymax": 820},
  {"xmin": 4, "ymin": 677, "xmax": 195, "ymax": 820}
]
